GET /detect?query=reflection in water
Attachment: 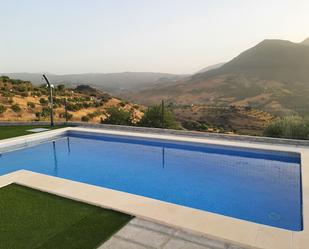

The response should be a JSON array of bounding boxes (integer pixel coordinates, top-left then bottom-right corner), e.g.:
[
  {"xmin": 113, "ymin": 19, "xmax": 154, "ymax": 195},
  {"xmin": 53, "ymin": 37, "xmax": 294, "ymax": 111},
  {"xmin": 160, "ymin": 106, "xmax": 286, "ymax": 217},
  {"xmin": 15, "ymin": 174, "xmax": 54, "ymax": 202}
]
[
  {"xmin": 162, "ymin": 147, "xmax": 165, "ymax": 169},
  {"xmin": 52, "ymin": 141, "xmax": 58, "ymax": 176},
  {"xmin": 67, "ymin": 137, "xmax": 71, "ymax": 155}
]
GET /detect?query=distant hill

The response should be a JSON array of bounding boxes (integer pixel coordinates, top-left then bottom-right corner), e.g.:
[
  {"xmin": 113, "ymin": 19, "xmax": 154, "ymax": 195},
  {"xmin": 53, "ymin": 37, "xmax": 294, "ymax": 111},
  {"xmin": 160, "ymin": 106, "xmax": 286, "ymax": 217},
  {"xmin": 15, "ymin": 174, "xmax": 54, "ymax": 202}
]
[
  {"xmin": 0, "ymin": 76, "xmax": 143, "ymax": 123},
  {"xmin": 1, "ymin": 72, "xmax": 188, "ymax": 95},
  {"xmin": 0, "ymin": 76, "xmax": 275, "ymax": 135},
  {"xmin": 302, "ymin": 37, "xmax": 309, "ymax": 46},
  {"xmin": 196, "ymin": 63, "xmax": 225, "ymax": 74},
  {"xmin": 124, "ymin": 38, "xmax": 309, "ymax": 116}
]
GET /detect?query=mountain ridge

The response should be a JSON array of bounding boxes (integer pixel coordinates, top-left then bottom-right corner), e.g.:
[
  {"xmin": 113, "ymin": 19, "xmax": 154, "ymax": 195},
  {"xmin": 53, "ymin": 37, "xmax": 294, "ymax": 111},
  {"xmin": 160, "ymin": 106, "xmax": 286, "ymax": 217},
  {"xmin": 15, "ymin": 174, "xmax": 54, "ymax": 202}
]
[
  {"xmin": 123, "ymin": 38, "xmax": 309, "ymax": 117},
  {"xmin": 1, "ymin": 72, "xmax": 188, "ymax": 95},
  {"xmin": 302, "ymin": 37, "xmax": 309, "ymax": 45}
]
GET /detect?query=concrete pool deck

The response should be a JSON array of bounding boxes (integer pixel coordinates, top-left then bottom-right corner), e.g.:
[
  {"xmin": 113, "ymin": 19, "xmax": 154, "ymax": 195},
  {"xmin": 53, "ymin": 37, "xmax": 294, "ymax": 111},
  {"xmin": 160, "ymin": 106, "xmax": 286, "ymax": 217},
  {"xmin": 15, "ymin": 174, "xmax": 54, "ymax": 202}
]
[
  {"xmin": 0, "ymin": 126, "xmax": 308, "ymax": 249},
  {"xmin": 99, "ymin": 217, "xmax": 246, "ymax": 249}
]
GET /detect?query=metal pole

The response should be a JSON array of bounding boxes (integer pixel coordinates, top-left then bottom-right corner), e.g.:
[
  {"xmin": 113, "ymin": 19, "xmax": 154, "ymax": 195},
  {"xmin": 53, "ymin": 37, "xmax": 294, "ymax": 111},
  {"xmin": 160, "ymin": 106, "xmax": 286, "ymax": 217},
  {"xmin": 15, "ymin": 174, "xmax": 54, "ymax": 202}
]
[
  {"xmin": 42, "ymin": 74, "xmax": 54, "ymax": 127},
  {"xmin": 161, "ymin": 99, "xmax": 164, "ymax": 128}
]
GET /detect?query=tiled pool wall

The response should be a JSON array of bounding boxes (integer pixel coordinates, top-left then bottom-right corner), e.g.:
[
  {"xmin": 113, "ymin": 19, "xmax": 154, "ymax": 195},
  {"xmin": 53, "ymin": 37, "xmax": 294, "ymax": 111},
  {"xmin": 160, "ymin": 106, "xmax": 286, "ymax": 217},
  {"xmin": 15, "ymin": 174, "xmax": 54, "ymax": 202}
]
[
  {"xmin": 0, "ymin": 130, "xmax": 67, "ymax": 154},
  {"xmin": 68, "ymin": 130, "xmax": 301, "ymax": 163}
]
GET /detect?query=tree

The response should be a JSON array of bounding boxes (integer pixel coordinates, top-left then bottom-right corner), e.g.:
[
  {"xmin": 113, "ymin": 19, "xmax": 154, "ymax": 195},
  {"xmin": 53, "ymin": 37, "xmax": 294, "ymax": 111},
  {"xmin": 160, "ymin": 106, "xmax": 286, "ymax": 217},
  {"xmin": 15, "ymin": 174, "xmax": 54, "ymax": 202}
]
[
  {"xmin": 57, "ymin": 84, "xmax": 65, "ymax": 91},
  {"xmin": 264, "ymin": 116, "xmax": 309, "ymax": 140},
  {"xmin": 139, "ymin": 103, "xmax": 179, "ymax": 129},
  {"xmin": 39, "ymin": 98, "xmax": 49, "ymax": 106},
  {"xmin": 27, "ymin": 102, "xmax": 36, "ymax": 108},
  {"xmin": 81, "ymin": 116, "xmax": 90, "ymax": 122},
  {"xmin": 11, "ymin": 104, "xmax": 21, "ymax": 113},
  {"xmin": 0, "ymin": 104, "xmax": 6, "ymax": 114},
  {"xmin": 102, "ymin": 107, "xmax": 132, "ymax": 125}
]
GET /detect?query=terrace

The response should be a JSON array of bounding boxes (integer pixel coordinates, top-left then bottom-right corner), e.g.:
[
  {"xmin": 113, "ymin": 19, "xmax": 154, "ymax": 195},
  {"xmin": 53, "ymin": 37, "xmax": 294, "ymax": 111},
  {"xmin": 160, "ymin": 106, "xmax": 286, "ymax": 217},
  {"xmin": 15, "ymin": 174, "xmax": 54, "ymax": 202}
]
[{"xmin": 0, "ymin": 123, "xmax": 308, "ymax": 249}]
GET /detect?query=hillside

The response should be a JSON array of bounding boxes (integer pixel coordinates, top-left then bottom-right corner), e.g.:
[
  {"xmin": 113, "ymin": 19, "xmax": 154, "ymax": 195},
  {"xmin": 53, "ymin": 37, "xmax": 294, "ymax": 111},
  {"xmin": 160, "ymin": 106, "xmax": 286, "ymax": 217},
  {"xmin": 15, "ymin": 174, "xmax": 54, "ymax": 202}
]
[
  {"xmin": 174, "ymin": 105, "xmax": 274, "ymax": 135},
  {"xmin": 2, "ymin": 72, "xmax": 188, "ymax": 95},
  {"xmin": 196, "ymin": 63, "xmax": 225, "ymax": 74},
  {"xmin": 0, "ymin": 76, "xmax": 143, "ymax": 123},
  {"xmin": 124, "ymin": 38, "xmax": 309, "ymax": 116},
  {"xmin": 302, "ymin": 37, "xmax": 309, "ymax": 46},
  {"xmin": 0, "ymin": 76, "xmax": 275, "ymax": 135}
]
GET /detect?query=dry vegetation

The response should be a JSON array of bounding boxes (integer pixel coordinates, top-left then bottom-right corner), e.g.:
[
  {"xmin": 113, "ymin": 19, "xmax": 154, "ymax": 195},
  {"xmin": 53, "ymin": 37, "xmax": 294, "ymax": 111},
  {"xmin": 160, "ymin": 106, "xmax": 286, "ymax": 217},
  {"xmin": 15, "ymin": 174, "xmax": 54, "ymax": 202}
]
[
  {"xmin": 0, "ymin": 76, "xmax": 275, "ymax": 135},
  {"xmin": 0, "ymin": 76, "xmax": 143, "ymax": 123},
  {"xmin": 173, "ymin": 104, "xmax": 275, "ymax": 135}
]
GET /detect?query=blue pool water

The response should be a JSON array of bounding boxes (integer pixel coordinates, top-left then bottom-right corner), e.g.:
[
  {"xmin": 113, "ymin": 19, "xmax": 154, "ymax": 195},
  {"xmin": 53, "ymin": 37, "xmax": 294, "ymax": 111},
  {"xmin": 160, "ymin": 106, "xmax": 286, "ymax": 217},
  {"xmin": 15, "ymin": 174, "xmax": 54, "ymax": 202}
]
[{"xmin": 0, "ymin": 132, "xmax": 302, "ymax": 231}]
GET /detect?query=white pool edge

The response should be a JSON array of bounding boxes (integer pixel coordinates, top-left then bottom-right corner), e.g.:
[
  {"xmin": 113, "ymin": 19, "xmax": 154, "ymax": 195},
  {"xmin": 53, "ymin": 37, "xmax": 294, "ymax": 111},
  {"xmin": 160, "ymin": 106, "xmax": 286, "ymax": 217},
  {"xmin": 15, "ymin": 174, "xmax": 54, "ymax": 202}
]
[{"xmin": 0, "ymin": 126, "xmax": 308, "ymax": 249}]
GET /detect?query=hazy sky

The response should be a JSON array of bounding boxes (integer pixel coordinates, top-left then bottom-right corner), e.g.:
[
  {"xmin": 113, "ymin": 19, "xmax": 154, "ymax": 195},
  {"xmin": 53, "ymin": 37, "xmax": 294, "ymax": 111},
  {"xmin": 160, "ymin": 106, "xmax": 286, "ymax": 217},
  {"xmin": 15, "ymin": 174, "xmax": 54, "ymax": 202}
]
[{"xmin": 1, "ymin": 0, "xmax": 308, "ymax": 74}]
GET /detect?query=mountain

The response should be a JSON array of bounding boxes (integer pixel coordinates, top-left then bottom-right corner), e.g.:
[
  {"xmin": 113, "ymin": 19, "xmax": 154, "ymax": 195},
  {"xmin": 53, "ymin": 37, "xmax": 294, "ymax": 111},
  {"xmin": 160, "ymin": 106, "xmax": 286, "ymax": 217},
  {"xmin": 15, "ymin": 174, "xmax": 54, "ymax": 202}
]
[
  {"xmin": 124, "ymin": 38, "xmax": 309, "ymax": 116},
  {"xmin": 194, "ymin": 39, "xmax": 309, "ymax": 82},
  {"xmin": 196, "ymin": 62, "xmax": 225, "ymax": 74},
  {"xmin": 1, "ymin": 72, "xmax": 188, "ymax": 95},
  {"xmin": 302, "ymin": 37, "xmax": 309, "ymax": 46}
]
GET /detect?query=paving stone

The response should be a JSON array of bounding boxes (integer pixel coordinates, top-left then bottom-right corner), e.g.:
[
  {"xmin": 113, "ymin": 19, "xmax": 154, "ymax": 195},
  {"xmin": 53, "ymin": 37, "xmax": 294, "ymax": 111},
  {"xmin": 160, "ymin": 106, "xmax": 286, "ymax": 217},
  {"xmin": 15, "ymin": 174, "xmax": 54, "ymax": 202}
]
[
  {"xmin": 227, "ymin": 245, "xmax": 246, "ymax": 249},
  {"xmin": 116, "ymin": 224, "xmax": 170, "ymax": 248},
  {"xmin": 27, "ymin": 128, "xmax": 50, "ymax": 133},
  {"xmin": 98, "ymin": 237, "xmax": 148, "ymax": 249},
  {"xmin": 163, "ymin": 237, "xmax": 211, "ymax": 249},
  {"xmin": 175, "ymin": 230, "xmax": 227, "ymax": 249},
  {"xmin": 130, "ymin": 218, "xmax": 176, "ymax": 235}
]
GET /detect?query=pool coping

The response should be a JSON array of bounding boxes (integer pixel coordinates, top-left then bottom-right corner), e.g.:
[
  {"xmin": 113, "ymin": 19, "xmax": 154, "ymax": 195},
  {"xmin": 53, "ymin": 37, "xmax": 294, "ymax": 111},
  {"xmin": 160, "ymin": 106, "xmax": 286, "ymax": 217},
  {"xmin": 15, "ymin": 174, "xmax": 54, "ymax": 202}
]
[{"xmin": 0, "ymin": 126, "xmax": 308, "ymax": 249}]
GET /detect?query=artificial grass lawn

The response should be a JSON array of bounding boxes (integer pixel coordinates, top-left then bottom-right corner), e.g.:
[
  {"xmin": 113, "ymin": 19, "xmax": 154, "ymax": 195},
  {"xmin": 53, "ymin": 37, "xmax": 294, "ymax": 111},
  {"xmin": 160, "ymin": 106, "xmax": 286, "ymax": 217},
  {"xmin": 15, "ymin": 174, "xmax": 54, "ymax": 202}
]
[
  {"xmin": 0, "ymin": 184, "xmax": 132, "ymax": 249},
  {"xmin": 0, "ymin": 125, "xmax": 66, "ymax": 140}
]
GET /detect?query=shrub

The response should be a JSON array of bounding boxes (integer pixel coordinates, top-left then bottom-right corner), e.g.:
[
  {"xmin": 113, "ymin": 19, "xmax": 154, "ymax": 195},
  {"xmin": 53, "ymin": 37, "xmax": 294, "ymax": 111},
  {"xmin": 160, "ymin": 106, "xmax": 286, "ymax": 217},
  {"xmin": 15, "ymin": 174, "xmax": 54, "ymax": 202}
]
[
  {"xmin": 0, "ymin": 104, "xmax": 7, "ymax": 114},
  {"xmin": 27, "ymin": 102, "xmax": 36, "ymax": 108},
  {"xmin": 102, "ymin": 107, "xmax": 133, "ymax": 125},
  {"xmin": 119, "ymin": 101, "xmax": 126, "ymax": 107},
  {"xmin": 67, "ymin": 103, "xmax": 83, "ymax": 112},
  {"xmin": 20, "ymin": 92, "xmax": 28, "ymax": 97},
  {"xmin": 41, "ymin": 107, "xmax": 51, "ymax": 117},
  {"xmin": 57, "ymin": 84, "xmax": 65, "ymax": 91},
  {"xmin": 53, "ymin": 97, "xmax": 64, "ymax": 106},
  {"xmin": 264, "ymin": 116, "xmax": 309, "ymax": 140},
  {"xmin": 59, "ymin": 112, "xmax": 73, "ymax": 120},
  {"xmin": 244, "ymin": 106, "xmax": 252, "ymax": 111},
  {"xmin": 0, "ymin": 76, "xmax": 10, "ymax": 82},
  {"xmin": 81, "ymin": 115, "xmax": 90, "ymax": 122},
  {"xmin": 138, "ymin": 104, "xmax": 179, "ymax": 129},
  {"xmin": 87, "ymin": 111, "xmax": 101, "ymax": 119},
  {"xmin": 100, "ymin": 94, "xmax": 112, "ymax": 103},
  {"xmin": 13, "ymin": 85, "xmax": 27, "ymax": 92},
  {"xmin": 1, "ymin": 91, "xmax": 13, "ymax": 97},
  {"xmin": 11, "ymin": 79, "xmax": 23, "ymax": 85},
  {"xmin": 40, "ymin": 98, "xmax": 49, "ymax": 106},
  {"xmin": 11, "ymin": 104, "xmax": 21, "ymax": 113},
  {"xmin": 182, "ymin": 120, "xmax": 209, "ymax": 131}
]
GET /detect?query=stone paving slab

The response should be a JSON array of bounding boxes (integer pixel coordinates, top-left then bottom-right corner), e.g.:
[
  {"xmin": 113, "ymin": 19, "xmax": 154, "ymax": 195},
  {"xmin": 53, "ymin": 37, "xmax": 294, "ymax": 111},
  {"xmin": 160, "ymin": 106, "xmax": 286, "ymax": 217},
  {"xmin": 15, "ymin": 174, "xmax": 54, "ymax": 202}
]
[
  {"xmin": 99, "ymin": 237, "xmax": 148, "ymax": 249},
  {"xmin": 163, "ymin": 238, "xmax": 210, "ymax": 249},
  {"xmin": 115, "ymin": 224, "xmax": 170, "ymax": 248},
  {"xmin": 26, "ymin": 128, "xmax": 50, "ymax": 133},
  {"xmin": 98, "ymin": 218, "xmax": 249, "ymax": 249}
]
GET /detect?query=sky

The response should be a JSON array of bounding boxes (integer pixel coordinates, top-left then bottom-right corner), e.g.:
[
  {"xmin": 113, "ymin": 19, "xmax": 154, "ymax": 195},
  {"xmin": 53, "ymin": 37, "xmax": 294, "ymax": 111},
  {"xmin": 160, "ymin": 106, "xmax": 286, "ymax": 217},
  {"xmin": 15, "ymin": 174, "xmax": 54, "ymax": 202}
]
[{"xmin": 1, "ymin": 0, "xmax": 309, "ymax": 75}]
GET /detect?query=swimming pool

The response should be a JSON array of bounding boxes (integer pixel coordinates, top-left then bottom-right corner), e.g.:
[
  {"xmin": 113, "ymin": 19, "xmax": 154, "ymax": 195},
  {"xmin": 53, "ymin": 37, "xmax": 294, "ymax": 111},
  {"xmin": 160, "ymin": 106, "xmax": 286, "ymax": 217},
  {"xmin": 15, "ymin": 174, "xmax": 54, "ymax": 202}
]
[{"xmin": 0, "ymin": 131, "xmax": 302, "ymax": 231}]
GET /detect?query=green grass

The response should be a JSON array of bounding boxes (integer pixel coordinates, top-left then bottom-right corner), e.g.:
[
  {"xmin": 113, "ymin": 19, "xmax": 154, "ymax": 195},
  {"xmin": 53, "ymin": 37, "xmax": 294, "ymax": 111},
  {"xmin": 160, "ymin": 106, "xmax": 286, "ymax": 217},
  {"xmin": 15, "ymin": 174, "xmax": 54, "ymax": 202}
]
[
  {"xmin": 0, "ymin": 125, "xmax": 66, "ymax": 140},
  {"xmin": 0, "ymin": 184, "xmax": 132, "ymax": 249}
]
